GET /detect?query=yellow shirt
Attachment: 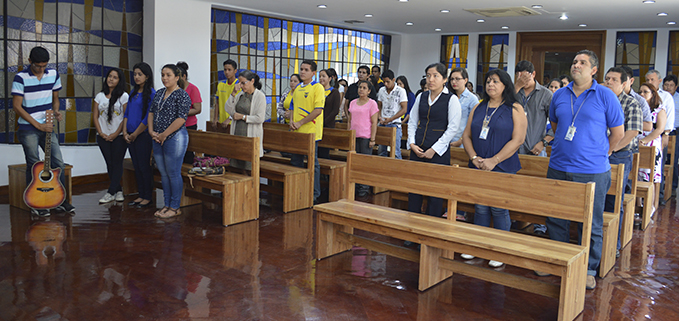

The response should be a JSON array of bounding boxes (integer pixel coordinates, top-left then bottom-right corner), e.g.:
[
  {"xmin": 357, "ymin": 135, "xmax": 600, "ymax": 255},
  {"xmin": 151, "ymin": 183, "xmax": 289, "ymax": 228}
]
[
  {"xmin": 282, "ymin": 92, "xmax": 294, "ymax": 124},
  {"xmin": 292, "ymin": 81, "xmax": 325, "ymax": 141},
  {"xmin": 216, "ymin": 78, "xmax": 240, "ymax": 122}
]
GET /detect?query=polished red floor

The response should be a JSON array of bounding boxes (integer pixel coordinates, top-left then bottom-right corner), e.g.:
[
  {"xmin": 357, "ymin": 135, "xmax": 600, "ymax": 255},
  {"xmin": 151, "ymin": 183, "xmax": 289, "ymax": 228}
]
[{"xmin": 1, "ymin": 183, "xmax": 678, "ymax": 320}]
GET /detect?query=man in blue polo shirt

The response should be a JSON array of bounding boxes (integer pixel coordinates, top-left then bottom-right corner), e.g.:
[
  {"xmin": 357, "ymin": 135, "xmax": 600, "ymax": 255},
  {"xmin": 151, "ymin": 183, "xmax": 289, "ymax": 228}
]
[
  {"xmin": 544, "ymin": 50, "xmax": 624, "ymax": 290},
  {"xmin": 12, "ymin": 46, "xmax": 76, "ymax": 216}
]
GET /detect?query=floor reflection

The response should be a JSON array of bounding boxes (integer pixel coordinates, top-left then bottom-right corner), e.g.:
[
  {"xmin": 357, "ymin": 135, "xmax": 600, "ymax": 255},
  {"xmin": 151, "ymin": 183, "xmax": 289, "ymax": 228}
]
[{"xmin": 1, "ymin": 183, "xmax": 679, "ymax": 320}]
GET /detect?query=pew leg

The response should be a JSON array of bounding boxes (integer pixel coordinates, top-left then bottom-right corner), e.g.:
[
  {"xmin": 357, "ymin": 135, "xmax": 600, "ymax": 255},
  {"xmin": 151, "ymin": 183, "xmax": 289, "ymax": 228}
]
[
  {"xmin": 620, "ymin": 197, "xmax": 635, "ymax": 247},
  {"xmin": 316, "ymin": 214, "xmax": 353, "ymax": 260},
  {"xmin": 599, "ymin": 214, "xmax": 619, "ymax": 277},
  {"xmin": 418, "ymin": 245, "xmax": 454, "ymax": 291},
  {"xmin": 641, "ymin": 185, "xmax": 654, "ymax": 230},
  {"xmin": 558, "ymin": 252, "xmax": 587, "ymax": 321},
  {"xmin": 283, "ymin": 173, "xmax": 313, "ymax": 213},
  {"xmin": 328, "ymin": 167, "xmax": 346, "ymax": 202}
]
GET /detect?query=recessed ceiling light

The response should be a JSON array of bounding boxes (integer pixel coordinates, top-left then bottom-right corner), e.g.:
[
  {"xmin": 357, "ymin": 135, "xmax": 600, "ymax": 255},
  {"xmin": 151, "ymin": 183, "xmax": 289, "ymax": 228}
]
[
  {"xmin": 365, "ymin": 14, "xmax": 373, "ymax": 18},
  {"xmin": 560, "ymin": 14, "xmax": 568, "ymax": 20},
  {"xmin": 399, "ymin": 0, "xmax": 408, "ymax": 2},
  {"xmin": 317, "ymin": 4, "xmax": 327, "ymax": 9},
  {"xmin": 579, "ymin": 24, "xmax": 587, "ymax": 27},
  {"xmin": 405, "ymin": 22, "xmax": 414, "ymax": 26},
  {"xmin": 501, "ymin": 26, "xmax": 509, "ymax": 29},
  {"xmin": 440, "ymin": 9, "xmax": 450, "ymax": 13},
  {"xmin": 642, "ymin": 0, "xmax": 655, "ymax": 3},
  {"xmin": 658, "ymin": 12, "xmax": 668, "ymax": 16},
  {"xmin": 477, "ymin": 19, "xmax": 485, "ymax": 23},
  {"xmin": 531, "ymin": 5, "xmax": 543, "ymax": 9},
  {"xmin": 435, "ymin": 28, "xmax": 442, "ymax": 32},
  {"xmin": 669, "ymin": 21, "xmax": 677, "ymax": 25}
]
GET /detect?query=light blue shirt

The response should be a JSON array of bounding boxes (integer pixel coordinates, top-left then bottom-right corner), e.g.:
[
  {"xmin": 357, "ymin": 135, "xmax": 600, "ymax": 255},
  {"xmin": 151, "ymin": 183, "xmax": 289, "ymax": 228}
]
[
  {"xmin": 673, "ymin": 91, "xmax": 679, "ymax": 128},
  {"xmin": 452, "ymin": 88, "xmax": 480, "ymax": 143}
]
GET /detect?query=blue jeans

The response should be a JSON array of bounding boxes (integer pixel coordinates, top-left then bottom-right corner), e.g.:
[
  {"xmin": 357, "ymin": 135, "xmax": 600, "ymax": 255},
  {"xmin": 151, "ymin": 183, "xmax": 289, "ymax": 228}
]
[
  {"xmin": 673, "ymin": 131, "xmax": 679, "ymax": 189},
  {"xmin": 545, "ymin": 167, "xmax": 610, "ymax": 277},
  {"xmin": 18, "ymin": 130, "xmax": 66, "ymax": 190},
  {"xmin": 604, "ymin": 149, "xmax": 632, "ymax": 249},
  {"xmin": 153, "ymin": 128, "xmax": 188, "ymax": 209},
  {"xmin": 291, "ymin": 141, "xmax": 320, "ymax": 200},
  {"xmin": 474, "ymin": 168, "xmax": 515, "ymax": 231},
  {"xmin": 378, "ymin": 123, "xmax": 402, "ymax": 159}
]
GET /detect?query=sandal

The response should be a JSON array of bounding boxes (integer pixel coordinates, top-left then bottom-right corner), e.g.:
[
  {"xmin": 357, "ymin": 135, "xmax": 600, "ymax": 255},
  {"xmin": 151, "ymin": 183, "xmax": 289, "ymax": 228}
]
[
  {"xmin": 156, "ymin": 207, "xmax": 182, "ymax": 219},
  {"xmin": 154, "ymin": 206, "xmax": 170, "ymax": 217}
]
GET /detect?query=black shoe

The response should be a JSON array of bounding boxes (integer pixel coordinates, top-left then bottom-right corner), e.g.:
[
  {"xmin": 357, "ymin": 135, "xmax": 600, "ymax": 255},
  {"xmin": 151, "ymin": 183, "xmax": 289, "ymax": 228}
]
[
  {"xmin": 137, "ymin": 201, "xmax": 152, "ymax": 208},
  {"xmin": 128, "ymin": 200, "xmax": 141, "ymax": 206},
  {"xmin": 31, "ymin": 209, "xmax": 50, "ymax": 217},
  {"xmin": 55, "ymin": 202, "xmax": 76, "ymax": 214}
]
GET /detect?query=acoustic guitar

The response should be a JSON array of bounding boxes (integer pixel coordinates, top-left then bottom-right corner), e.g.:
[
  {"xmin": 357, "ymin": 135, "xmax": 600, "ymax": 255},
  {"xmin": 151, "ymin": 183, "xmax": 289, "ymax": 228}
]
[{"xmin": 24, "ymin": 110, "xmax": 66, "ymax": 210}]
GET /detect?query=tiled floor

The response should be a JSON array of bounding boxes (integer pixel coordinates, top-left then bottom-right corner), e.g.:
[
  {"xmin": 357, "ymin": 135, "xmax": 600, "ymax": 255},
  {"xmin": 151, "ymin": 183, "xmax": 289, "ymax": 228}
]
[{"xmin": 1, "ymin": 183, "xmax": 678, "ymax": 320}]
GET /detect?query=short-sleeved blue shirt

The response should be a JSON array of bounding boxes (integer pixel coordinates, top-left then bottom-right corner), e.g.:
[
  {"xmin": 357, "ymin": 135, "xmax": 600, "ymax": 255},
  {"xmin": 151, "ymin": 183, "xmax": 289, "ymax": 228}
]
[
  {"xmin": 124, "ymin": 88, "xmax": 156, "ymax": 133},
  {"xmin": 549, "ymin": 80, "xmax": 624, "ymax": 174}
]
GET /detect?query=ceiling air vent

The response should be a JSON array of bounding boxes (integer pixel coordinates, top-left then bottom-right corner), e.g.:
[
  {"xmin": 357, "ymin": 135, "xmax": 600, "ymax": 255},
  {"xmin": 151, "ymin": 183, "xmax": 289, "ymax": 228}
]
[
  {"xmin": 344, "ymin": 20, "xmax": 364, "ymax": 24},
  {"xmin": 464, "ymin": 6, "xmax": 541, "ymax": 18}
]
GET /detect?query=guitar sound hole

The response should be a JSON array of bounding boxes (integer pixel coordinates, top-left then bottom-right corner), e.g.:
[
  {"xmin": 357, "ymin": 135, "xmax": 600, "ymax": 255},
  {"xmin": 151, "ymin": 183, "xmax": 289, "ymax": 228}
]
[{"xmin": 40, "ymin": 170, "xmax": 53, "ymax": 181}]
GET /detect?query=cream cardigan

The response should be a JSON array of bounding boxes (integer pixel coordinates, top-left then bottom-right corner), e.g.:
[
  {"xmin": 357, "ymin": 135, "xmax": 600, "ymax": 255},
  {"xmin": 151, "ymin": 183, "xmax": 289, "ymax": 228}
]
[{"xmin": 225, "ymin": 89, "xmax": 266, "ymax": 157}]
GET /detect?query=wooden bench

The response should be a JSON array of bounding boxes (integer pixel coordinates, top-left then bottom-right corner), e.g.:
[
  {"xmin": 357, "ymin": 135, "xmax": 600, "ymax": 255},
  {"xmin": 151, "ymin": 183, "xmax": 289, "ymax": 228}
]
[
  {"xmin": 663, "ymin": 135, "xmax": 675, "ymax": 202},
  {"xmin": 620, "ymin": 152, "xmax": 639, "ymax": 248},
  {"xmin": 636, "ymin": 145, "xmax": 656, "ymax": 230},
  {"xmin": 9, "ymin": 163, "xmax": 73, "ymax": 211},
  {"xmin": 315, "ymin": 152, "xmax": 594, "ymax": 321},
  {"xmin": 263, "ymin": 122, "xmax": 355, "ymax": 202}
]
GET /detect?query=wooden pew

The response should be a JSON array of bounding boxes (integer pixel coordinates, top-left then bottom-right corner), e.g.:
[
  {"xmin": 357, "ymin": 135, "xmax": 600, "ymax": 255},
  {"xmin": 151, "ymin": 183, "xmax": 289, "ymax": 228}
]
[
  {"xmin": 263, "ymin": 122, "xmax": 355, "ymax": 202},
  {"xmin": 663, "ymin": 135, "xmax": 675, "ymax": 202},
  {"xmin": 636, "ymin": 145, "xmax": 656, "ymax": 230},
  {"xmin": 439, "ymin": 147, "xmax": 622, "ymax": 277},
  {"xmin": 315, "ymin": 152, "xmax": 594, "ymax": 321},
  {"xmin": 620, "ymin": 153, "xmax": 639, "ymax": 247}
]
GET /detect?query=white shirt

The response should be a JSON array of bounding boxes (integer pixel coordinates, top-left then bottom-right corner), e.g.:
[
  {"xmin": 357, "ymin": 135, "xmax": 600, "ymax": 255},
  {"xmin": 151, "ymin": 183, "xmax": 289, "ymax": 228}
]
[
  {"xmin": 377, "ymin": 85, "xmax": 408, "ymax": 125},
  {"xmin": 95, "ymin": 92, "xmax": 129, "ymax": 136},
  {"xmin": 658, "ymin": 89, "xmax": 676, "ymax": 131},
  {"xmin": 406, "ymin": 87, "xmax": 462, "ymax": 156}
]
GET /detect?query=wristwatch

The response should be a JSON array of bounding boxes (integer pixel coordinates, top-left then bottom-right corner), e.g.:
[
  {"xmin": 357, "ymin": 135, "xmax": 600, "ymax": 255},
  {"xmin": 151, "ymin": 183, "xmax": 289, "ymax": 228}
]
[
  {"xmin": 541, "ymin": 138, "xmax": 549, "ymax": 145},
  {"xmin": 471, "ymin": 155, "xmax": 479, "ymax": 161}
]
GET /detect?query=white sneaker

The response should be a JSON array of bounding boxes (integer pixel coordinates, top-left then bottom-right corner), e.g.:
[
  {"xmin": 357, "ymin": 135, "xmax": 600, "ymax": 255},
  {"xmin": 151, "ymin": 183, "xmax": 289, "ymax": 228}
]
[
  {"xmin": 461, "ymin": 254, "xmax": 475, "ymax": 260},
  {"xmin": 99, "ymin": 193, "xmax": 115, "ymax": 203},
  {"xmin": 115, "ymin": 191, "xmax": 125, "ymax": 202},
  {"xmin": 488, "ymin": 260, "xmax": 504, "ymax": 268}
]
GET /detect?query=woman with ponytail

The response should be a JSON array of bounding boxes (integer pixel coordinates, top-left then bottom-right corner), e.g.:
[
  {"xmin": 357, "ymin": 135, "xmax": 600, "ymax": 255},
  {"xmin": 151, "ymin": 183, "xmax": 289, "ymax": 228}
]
[
  {"xmin": 225, "ymin": 70, "xmax": 266, "ymax": 171},
  {"xmin": 93, "ymin": 68, "xmax": 129, "ymax": 204},
  {"xmin": 123, "ymin": 62, "xmax": 155, "ymax": 208}
]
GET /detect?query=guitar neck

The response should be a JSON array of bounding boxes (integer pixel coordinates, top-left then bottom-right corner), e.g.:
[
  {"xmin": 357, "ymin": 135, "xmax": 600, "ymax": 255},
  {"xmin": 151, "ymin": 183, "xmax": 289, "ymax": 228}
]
[{"xmin": 44, "ymin": 110, "xmax": 53, "ymax": 170}]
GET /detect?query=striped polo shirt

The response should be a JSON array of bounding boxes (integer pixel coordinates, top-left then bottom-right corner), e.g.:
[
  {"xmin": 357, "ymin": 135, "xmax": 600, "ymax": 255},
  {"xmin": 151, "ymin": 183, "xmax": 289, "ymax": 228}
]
[{"xmin": 11, "ymin": 68, "xmax": 62, "ymax": 131}]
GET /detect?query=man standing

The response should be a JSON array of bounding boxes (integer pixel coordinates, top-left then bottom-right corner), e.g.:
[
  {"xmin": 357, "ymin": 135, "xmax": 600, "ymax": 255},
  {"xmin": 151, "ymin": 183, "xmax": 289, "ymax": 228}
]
[
  {"xmin": 12, "ymin": 46, "xmax": 76, "ymax": 216},
  {"xmin": 343, "ymin": 65, "xmax": 377, "ymax": 123},
  {"xmin": 603, "ymin": 67, "xmax": 643, "ymax": 253},
  {"xmin": 645, "ymin": 70, "xmax": 676, "ymax": 202},
  {"xmin": 663, "ymin": 74, "xmax": 679, "ymax": 192},
  {"xmin": 371, "ymin": 65, "xmax": 384, "ymax": 91},
  {"xmin": 545, "ymin": 50, "xmax": 624, "ymax": 290},
  {"xmin": 290, "ymin": 60, "xmax": 325, "ymax": 203},
  {"xmin": 213, "ymin": 59, "xmax": 239, "ymax": 128},
  {"xmin": 514, "ymin": 60, "xmax": 554, "ymax": 235},
  {"xmin": 620, "ymin": 66, "xmax": 652, "ymax": 133},
  {"xmin": 376, "ymin": 70, "xmax": 408, "ymax": 159}
]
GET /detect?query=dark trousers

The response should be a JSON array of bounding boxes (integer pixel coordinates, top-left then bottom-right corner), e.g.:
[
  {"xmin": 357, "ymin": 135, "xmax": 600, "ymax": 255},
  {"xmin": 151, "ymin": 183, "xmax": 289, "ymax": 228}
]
[
  {"xmin": 604, "ymin": 149, "xmax": 633, "ymax": 249},
  {"xmin": 355, "ymin": 138, "xmax": 372, "ymax": 194},
  {"xmin": 128, "ymin": 131, "xmax": 154, "ymax": 201},
  {"xmin": 97, "ymin": 135, "xmax": 127, "ymax": 195},
  {"xmin": 183, "ymin": 124, "xmax": 197, "ymax": 164},
  {"xmin": 407, "ymin": 147, "xmax": 450, "ymax": 217}
]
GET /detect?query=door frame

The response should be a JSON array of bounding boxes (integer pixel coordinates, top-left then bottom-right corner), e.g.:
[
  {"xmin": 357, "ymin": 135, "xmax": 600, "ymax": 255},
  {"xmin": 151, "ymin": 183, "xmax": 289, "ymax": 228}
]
[{"xmin": 516, "ymin": 31, "xmax": 607, "ymax": 83}]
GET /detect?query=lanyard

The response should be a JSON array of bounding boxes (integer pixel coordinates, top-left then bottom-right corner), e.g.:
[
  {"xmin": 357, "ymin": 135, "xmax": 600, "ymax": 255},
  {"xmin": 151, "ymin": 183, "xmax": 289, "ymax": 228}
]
[
  {"xmin": 570, "ymin": 91, "xmax": 590, "ymax": 126},
  {"xmin": 483, "ymin": 101, "xmax": 503, "ymax": 127}
]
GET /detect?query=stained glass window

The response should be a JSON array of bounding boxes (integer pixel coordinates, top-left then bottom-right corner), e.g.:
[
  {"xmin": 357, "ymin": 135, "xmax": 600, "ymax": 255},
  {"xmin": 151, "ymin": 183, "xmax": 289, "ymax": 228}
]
[
  {"xmin": 2, "ymin": 0, "xmax": 143, "ymax": 144},
  {"xmin": 211, "ymin": 9, "xmax": 391, "ymax": 122},
  {"xmin": 440, "ymin": 35, "xmax": 469, "ymax": 76},
  {"xmin": 476, "ymin": 34, "xmax": 509, "ymax": 95},
  {"xmin": 668, "ymin": 31, "xmax": 679, "ymax": 78},
  {"xmin": 615, "ymin": 31, "xmax": 656, "ymax": 92}
]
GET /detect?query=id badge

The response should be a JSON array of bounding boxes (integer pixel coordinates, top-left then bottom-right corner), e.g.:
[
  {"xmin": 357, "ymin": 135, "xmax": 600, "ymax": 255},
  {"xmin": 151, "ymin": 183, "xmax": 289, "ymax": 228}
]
[
  {"xmin": 565, "ymin": 125, "xmax": 576, "ymax": 141},
  {"xmin": 479, "ymin": 126, "xmax": 490, "ymax": 140}
]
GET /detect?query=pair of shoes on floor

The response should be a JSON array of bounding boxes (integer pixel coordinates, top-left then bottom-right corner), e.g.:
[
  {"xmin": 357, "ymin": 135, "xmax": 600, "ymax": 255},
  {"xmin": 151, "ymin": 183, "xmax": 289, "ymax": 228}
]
[
  {"xmin": 55, "ymin": 202, "xmax": 76, "ymax": 214},
  {"xmin": 31, "ymin": 208, "xmax": 50, "ymax": 217},
  {"xmin": 586, "ymin": 275, "xmax": 597, "ymax": 290},
  {"xmin": 100, "ymin": 192, "xmax": 124, "ymax": 203},
  {"xmin": 137, "ymin": 200, "xmax": 152, "ymax": 208},
  {"xmin": 461, "ymin": 254, "xmax": 503, "ymax": 267},
  {"xmin": 155, "ymin": 207, "xmax": 182, "ymax": 219}
]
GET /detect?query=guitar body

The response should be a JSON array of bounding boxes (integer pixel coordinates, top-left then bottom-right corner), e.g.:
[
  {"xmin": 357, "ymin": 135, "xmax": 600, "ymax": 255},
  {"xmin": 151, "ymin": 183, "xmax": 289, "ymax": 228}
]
[{"xmin": 24, "ymin": 161, "xmax": 66, "ymax": 210}]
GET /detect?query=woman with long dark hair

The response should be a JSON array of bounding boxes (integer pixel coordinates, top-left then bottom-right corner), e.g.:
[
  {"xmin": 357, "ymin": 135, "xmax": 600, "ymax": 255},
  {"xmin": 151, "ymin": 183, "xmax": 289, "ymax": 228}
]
[
  {"xmin": 123, "ymin": 62, "xmax": 156, "ymax": 207},
  {"xmin": 447, "ymin": 67, "xmax": 480, "ymax": 147},
  {"xmin": 225, "ymin": 70, "xmax": 266, "ymax": 171},
  {"xmin": 396, "ymin": 75, "xmax": 415, "ymax": 124},
  {"xmin": 277, "ymin": 74, "xmax": 300, "ymax": 124},
  {"xmin": 93, "ymin": 68, "xmax": 129, "ymax": 204},
  {"xmin": 637, "ymin": 82, "xmax": 666, "ymax": 183},
  {"xmin": 148, "ymin": 64, "xmax": 191, "ymax": 218},
  {"xmin": 318, "ymin": 68, "xmax": 342, "ymax": 159},
  {"xmin": 461, "ymin": 69, "xmax": 527, "ymax": 267}
]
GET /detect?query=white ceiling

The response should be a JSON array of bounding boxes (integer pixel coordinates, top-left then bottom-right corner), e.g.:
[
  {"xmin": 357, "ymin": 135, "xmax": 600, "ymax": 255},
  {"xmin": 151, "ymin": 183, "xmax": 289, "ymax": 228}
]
[{"xmin": 207, "ymin": 0, "xmax": 677, "ymax": 35}]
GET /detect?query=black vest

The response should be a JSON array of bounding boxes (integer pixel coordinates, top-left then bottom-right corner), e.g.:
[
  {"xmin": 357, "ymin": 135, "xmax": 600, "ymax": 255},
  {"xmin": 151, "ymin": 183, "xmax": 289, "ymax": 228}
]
[{"xmin": 415, "ymin": 90, "xmax": 452, "ymax": 149}]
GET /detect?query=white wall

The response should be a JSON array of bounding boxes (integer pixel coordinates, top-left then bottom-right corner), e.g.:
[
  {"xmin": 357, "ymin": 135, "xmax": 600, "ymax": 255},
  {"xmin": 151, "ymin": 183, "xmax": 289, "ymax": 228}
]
[{"xmin": 391, "ymin": 34, "xmax": 440, "ymax": 88}]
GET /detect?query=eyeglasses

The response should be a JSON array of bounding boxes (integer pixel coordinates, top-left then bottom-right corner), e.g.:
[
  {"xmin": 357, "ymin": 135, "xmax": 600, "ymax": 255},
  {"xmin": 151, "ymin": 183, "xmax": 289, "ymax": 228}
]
[{"xmin": 449, "ymin": 77, "xmax": 465, "ymax": 82}]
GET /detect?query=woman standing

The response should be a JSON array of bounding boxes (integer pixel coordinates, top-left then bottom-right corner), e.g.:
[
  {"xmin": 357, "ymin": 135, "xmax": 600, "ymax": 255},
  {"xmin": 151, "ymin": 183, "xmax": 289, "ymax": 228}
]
[
  {"xmin": 277, "ymin": 74, "xmax": 300, "ymax": 124},
  {"xmin": 547, "ymin": 78, "xmax": 563, "ymax": 94},
  {"xmin": 461, "ymin": 69, "xmax": 527, "ymax": 267},
  {"xmin": 148, "ymin": 64, "xmax": 191, "ymax": 218},
  {"xmin": 348, "ymin": 80, "xmax": 379, "ymax": 197},
  {"xmin": 447, "ymin": 67, "xmax": 480, "ymax": 147},
  {"xmin": 318, "ymin": 68, "xmax": 341, "ymax": 159},
  {"xmin": 123, "ymin": 62, "xmax": 156, "ymax": 208},
  {"xmin": 176, "ymin": 61, "xmax": 202, "ymax": 164},
  {"xmin": 93, "ymin": 68, "xmax": 129, "ymax": 204},
  {"xmin": 637, "ymin": 83, "xmax": 666, "ymax": 183},
  {"xmin": 396, "ymin": 75, "xmax": 415, "ymax": 124},
  {"xmin": 225, "ymin": 70, "xmax": 266, "ymax": 170},
  {"xmin": 407, "ymin": 63, "xmax": 462, "ymax": 217}
]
